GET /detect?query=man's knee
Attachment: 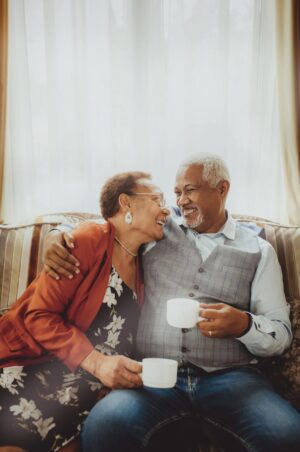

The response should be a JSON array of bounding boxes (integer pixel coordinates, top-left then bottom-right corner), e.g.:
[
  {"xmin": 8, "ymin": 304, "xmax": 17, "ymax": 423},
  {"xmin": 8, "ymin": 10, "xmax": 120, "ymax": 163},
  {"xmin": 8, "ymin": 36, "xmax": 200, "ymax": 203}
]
[
  {"xmin": 81, "ymin": 387, "xmax": 194, "ymax": 452},
  {"xmin": 234, "ymin": 391, "xmax": 300, "ymax": 452},
  {"xmin": 81, "ymin": 389, "xmax": 154, "ymax": 451},
  {"xmin": 84, "ymin": 389, "xmax": 143, "ymax": 431}
]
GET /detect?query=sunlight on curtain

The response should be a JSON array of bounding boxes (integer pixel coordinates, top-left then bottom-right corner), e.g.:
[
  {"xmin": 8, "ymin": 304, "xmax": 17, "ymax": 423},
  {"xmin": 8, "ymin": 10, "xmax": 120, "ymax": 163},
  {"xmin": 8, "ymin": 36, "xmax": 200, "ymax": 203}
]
[
  {"xmin": 3, "ymin": 0, "xmax": 286, "ymax": 224},
  {"xmin": 276, "ymin": 0, "xmax": 300, "ymax": 225}
]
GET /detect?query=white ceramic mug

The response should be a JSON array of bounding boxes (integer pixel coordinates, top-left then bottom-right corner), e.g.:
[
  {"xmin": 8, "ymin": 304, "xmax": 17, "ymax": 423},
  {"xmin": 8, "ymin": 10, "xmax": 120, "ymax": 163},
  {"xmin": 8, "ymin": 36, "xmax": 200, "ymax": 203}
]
[
  {"xmin": 140, "ymin": 358, "xmax": 178, "ymax": 388},
  {"xmin": 167, "ymin": 298, "xmax": 203, "ymax": 328}
]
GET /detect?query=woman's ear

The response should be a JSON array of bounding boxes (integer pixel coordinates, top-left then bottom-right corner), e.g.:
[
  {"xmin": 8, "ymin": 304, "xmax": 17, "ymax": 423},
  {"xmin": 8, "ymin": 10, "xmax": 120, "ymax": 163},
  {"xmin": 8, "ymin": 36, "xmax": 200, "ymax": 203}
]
[{"xmin": 118, "ymin": 193, "xmax": 131, "ymax": 211}]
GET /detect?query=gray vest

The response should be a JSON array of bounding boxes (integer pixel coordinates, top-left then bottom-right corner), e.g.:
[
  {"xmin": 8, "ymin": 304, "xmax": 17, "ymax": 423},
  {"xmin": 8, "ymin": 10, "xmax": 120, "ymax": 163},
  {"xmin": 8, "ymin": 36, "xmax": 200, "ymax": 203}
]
[{"xmin": 136, "ymin": 217, "xmax": 261, "ymax": 368}]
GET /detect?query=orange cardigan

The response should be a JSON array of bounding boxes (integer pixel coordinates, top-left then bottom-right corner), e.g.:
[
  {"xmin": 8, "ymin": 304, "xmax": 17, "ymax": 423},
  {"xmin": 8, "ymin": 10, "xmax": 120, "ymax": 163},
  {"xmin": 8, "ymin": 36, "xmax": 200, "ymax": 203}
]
[{"xmin": 0, "ymin": 222, "xmax": 144, "ymax": 371}]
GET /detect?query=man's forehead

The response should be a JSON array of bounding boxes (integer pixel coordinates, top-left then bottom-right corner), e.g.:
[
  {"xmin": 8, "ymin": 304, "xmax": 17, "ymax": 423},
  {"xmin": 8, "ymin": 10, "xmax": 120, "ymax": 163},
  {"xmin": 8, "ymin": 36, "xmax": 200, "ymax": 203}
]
[{"xmin": 175, "ymin": 165, "xmax": 204, "ymax": 187}]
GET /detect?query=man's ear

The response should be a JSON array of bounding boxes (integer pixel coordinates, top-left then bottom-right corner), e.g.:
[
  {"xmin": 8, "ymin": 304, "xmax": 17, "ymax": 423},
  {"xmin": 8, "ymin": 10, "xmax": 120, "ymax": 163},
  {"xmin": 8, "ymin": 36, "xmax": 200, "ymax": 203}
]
[
  {"xmin": 118, "ymin": 193, "xmax": 131, "ymax": 211},
  {"xmin": 217, "ymin": 180, "xmax": 230, "ymax": 197}
]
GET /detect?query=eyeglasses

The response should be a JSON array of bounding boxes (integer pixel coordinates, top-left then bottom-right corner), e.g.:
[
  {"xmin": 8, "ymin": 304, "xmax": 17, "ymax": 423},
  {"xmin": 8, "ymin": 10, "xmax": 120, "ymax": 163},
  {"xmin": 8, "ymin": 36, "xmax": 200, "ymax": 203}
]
[{"xmin": 131, "ymin": 192, "xmax": 166, "ymax": 208}]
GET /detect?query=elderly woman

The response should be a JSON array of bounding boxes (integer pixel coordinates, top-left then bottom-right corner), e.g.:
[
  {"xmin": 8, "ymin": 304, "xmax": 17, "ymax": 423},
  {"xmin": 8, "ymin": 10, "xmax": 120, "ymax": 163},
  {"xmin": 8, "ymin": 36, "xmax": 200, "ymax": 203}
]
[{"xmin": 0, "ymin": 172, "xmax": 169, "ymax": 452}]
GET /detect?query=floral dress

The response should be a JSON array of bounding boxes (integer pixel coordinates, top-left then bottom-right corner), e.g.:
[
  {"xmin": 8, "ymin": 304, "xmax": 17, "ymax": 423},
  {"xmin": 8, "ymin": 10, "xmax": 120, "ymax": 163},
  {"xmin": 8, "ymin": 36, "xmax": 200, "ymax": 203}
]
[{"xmin": 0, "ymin": 266, "xmax": 139, "ymax": 451}]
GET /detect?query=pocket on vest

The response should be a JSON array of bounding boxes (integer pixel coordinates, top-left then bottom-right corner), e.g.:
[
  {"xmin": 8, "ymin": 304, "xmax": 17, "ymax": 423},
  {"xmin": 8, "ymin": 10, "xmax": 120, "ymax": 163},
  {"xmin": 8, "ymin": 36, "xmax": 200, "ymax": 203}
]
[{"xmin": 221, "ymin": 265, "xmax": 253, "ymax": 308}]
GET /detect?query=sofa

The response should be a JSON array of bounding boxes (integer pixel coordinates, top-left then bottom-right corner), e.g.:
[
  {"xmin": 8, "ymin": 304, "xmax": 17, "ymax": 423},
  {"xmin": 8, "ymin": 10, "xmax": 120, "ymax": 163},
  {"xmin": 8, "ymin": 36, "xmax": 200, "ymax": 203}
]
[{"xmin": 0, "ymin": 212, "xmax": 299, "ymax": 451}]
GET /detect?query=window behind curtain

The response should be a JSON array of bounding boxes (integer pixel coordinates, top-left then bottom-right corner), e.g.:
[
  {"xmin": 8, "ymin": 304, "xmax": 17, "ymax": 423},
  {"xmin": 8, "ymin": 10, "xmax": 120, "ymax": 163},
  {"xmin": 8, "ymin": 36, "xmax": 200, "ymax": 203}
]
[{"xmin": 3, "ymin": 0, "xmax": 286, "ymax": 223}]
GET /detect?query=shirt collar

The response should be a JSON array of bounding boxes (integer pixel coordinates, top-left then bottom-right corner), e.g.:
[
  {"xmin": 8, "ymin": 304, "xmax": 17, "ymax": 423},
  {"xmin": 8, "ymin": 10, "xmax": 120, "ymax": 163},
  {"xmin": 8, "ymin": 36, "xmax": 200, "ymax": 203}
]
[{"xmin": 174, "ymin": 211, "xmax": 236, "ymax": 240}]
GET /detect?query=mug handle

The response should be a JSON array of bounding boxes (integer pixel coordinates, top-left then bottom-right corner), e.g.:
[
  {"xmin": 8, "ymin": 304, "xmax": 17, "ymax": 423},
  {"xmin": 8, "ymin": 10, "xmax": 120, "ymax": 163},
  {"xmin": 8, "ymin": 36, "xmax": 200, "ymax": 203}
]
[{"xmin": 138, "ymin": 361, "xmax": 143, "ymax": 379}]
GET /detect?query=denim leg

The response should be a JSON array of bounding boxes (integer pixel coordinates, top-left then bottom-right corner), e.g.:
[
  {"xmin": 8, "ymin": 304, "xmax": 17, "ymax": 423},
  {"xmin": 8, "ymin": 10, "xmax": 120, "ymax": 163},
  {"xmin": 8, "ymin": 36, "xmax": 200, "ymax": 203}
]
[
  {"xmin": 190, "ymin": 366, "xmax": 300, "ymax": 452},
  {"xmin": 81, "ymin": 385, "xmax": 194, "ymax": 452},
  {"xmin": 81, "ymin": 366, "xmax": 300, "ymax": 452}
]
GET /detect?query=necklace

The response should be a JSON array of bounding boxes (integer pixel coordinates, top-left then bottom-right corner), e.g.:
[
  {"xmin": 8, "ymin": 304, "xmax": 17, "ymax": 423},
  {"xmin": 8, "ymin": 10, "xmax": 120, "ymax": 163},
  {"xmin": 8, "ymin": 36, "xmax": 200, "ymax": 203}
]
[{"xmin": 114, "ymin": 237, "xmax": 137, "ymax": 257}]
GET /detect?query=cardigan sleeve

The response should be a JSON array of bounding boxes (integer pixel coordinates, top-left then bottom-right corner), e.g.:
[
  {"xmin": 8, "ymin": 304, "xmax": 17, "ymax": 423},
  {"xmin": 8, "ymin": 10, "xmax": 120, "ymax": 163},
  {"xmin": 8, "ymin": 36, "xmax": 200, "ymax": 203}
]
[{"xmin": 24, "ymin": 222, "xmax": 109, "ymax": 371}]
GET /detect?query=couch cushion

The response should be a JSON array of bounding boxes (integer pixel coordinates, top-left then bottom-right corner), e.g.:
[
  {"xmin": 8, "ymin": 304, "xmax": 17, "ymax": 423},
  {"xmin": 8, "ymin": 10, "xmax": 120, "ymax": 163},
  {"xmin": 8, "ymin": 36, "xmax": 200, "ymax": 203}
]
[{"xmin": 0, "ymin": 212, "xmax": 101, "ymax": 314}]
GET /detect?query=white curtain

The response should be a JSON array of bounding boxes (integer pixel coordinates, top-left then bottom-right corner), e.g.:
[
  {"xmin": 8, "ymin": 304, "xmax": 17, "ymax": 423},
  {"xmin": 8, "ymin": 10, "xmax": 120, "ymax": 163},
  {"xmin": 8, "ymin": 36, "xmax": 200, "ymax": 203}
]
[{"xmin": 3, "ymin": 0, "xmax": 286, "ymax": 224}]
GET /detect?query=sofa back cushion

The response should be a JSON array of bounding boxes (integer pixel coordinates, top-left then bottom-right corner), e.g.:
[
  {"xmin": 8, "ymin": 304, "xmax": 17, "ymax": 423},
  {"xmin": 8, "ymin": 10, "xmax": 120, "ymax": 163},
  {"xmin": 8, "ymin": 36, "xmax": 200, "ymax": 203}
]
[{"xmin": 0, "ymin": 213, "xmax": 101, "ymax": 315}]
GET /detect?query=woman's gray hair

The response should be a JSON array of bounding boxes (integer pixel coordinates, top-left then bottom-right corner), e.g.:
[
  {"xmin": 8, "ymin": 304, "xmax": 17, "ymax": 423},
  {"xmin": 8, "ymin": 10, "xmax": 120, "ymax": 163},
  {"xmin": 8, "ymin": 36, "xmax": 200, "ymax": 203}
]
[{"xmin": 177, "ymin": 153, "xmax": 230, "ymax": 188}]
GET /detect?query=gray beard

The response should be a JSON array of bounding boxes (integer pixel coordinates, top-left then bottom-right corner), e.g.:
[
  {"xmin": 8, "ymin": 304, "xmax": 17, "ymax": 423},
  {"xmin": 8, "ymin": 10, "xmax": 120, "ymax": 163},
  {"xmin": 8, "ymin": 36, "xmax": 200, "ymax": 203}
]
[{"xmin": 182, "ymin": 212, "xmax": 204, "ymax": 230}]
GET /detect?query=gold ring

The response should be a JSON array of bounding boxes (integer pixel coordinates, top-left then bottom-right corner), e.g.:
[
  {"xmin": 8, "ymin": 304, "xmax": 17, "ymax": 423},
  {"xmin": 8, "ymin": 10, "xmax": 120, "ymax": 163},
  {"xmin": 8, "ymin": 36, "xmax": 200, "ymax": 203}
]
[{"xmin": 209, "ymin": 330, "xmax": 212, "ymax": 337}]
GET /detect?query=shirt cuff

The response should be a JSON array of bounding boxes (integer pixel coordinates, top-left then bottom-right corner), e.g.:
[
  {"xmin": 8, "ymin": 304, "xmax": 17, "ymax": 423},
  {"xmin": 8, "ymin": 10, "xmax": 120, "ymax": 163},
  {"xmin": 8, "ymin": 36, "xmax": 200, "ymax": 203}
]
[{"xmin": 237, "ymin": 313, "xmax": 276, "ymax": 344}]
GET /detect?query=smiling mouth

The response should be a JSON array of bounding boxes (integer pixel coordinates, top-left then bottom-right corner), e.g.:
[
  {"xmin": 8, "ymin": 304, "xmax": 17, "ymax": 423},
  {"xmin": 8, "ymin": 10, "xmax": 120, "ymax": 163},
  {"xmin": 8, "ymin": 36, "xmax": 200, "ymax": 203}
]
[
  {"xmin": 182, "ymin": 208, "xmax": 197, "ymax": 217},
  {"xmin": 156, "ymin": 220, "xmax": 166, "ymax": 227}
]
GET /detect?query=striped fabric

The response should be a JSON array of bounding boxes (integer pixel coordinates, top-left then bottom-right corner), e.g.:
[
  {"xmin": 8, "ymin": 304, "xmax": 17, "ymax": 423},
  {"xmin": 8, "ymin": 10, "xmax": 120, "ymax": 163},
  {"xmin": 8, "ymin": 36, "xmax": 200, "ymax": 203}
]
[
  {"xmin": 0, "ymin": 212, "xmax": 101, "ymax": 315},
  {"xmin": 0, "ymin": 212, "xmax": 299, "ymax": 451},
  {"xmin": 233, "ymin": 215, "xmax": 300, "ymax": 412}
]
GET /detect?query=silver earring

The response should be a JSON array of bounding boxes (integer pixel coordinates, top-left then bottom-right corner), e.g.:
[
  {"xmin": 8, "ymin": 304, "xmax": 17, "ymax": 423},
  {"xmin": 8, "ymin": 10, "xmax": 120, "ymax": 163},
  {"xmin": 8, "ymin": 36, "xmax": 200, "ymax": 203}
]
[{"xmin": 125, "ymin": 211, "xmax": 133, "ymax": 224}]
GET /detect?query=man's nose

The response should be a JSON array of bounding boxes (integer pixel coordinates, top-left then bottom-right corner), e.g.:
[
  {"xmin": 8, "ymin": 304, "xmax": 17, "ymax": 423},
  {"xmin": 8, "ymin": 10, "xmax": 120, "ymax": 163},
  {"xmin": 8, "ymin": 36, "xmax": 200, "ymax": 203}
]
[{"xmin": 177, "ymin": 192, "xmax": 189, "ymax": 206}]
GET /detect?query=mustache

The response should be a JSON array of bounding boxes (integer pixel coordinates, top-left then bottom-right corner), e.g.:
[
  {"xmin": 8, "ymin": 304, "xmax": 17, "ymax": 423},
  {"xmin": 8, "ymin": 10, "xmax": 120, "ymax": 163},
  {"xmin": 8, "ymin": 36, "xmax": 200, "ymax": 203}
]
[{"xmin": 180, "ymin": 204, "xmax": 198, "ymax": 211}]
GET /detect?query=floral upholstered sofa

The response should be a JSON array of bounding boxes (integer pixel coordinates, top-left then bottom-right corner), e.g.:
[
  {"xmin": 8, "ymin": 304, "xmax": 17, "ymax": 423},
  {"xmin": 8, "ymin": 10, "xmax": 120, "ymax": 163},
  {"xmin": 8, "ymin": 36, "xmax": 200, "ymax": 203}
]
[{"xmin": 0, "ymin": 212, "xmax": 299, "ymax": 451}]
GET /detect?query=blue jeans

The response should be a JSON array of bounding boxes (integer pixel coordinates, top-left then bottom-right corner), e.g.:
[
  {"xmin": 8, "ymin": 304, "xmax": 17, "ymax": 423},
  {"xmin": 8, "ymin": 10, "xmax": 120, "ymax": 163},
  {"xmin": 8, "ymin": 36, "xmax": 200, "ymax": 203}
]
[{"xmin": 81, "ymin": 365, "xmax": 300, "ymax": 452}]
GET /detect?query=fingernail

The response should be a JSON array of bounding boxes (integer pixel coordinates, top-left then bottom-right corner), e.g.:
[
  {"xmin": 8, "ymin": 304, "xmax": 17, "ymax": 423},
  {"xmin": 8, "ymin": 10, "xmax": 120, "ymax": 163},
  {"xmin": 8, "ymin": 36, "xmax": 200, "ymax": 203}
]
[
  {"xmin": 70, "ymin": 244, "xmax": 75, "ymax": 248},
  {"xmin": 75, "ymin": 269, "xmax": 80, "ymax": 274},
  {"xmin": 56, "ymin": 276, "xmax": 60, "ymax": 280},
  {"xmin": 68, "ymin": 275, "xmax": 73, "ymax": 279},
  {"xmin": 75, "ymin": 262, "xmax": 80, "ymax": 267}
]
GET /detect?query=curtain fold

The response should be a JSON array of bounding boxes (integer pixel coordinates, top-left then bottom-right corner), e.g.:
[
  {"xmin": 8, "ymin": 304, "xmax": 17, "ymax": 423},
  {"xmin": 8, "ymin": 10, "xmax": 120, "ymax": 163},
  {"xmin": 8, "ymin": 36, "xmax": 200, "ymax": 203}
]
[
  {"xmin": 3, "ymin": 0, "xmax": 285, "ymax": 224},
  {"xmin": 276, "ymin": 0, "xmax": 300, "ymax": 225},
  {"xmin": 0, "ymin": 0, "xmax": 8, "ymax": 223}
]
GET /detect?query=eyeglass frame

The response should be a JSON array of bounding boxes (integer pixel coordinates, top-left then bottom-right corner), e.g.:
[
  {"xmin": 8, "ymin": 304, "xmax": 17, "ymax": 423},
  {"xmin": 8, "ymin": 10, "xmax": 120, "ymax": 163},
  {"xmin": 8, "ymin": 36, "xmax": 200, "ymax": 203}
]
[{"xmin": 130, "ymin": 192, "xmax": 166, "ymax": 208}]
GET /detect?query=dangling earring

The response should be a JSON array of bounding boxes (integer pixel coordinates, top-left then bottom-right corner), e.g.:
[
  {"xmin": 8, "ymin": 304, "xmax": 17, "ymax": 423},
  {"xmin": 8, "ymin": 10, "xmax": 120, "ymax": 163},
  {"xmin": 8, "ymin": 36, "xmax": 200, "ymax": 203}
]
[{"xmin": 125, "ymin": 211, "xmax": 133, "ymax": 224}]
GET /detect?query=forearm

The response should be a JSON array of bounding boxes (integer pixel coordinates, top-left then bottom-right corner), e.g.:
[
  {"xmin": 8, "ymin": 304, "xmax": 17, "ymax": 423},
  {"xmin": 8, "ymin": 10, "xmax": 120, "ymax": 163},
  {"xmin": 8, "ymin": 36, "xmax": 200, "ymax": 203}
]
[
  {"xmin": 25, "ymin": 307, "xmax": 95, "ymax": 370},
  {"xmin": 239, "ymin": 240, "xmax": 293, "ymax": 357},
  {"xmin": 80, "ymin": 349, "xmax": 106, "ymax": 376},
  {"xmin": 237, "ymin": 310, "xmax": 292, "ymax": 356},
  {"xmin": 25, "ymin": 237, "xmax": 94, "ymax": 370}
]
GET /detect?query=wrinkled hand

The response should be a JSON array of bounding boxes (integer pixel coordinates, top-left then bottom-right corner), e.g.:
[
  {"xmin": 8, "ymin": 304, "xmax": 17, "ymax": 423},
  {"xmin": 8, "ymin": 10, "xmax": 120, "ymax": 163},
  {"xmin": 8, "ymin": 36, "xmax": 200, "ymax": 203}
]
[
  {"xmin": 43, "ymin": 230, "xmax": 80, "ymax": 280},
  {"xmin": 80, "ymin": 350, "xmax": 143, "ymax": 389},
  {"xmin": 198, "ymin": 303, "xmax": 250, "ymax": 339}
]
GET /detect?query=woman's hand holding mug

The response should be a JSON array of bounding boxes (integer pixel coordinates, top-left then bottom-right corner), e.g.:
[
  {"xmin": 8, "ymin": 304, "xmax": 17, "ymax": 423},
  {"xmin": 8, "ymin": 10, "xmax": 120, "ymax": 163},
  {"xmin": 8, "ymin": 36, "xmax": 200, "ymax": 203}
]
[{"xmin": 81, "ymin": 350, "xmax": 143, "ymax": 389}]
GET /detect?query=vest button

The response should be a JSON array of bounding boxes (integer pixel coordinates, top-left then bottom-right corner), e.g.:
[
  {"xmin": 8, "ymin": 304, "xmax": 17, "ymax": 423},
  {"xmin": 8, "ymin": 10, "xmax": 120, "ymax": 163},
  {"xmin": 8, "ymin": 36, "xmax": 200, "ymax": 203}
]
[
  {"xmin": 188, "ymin": 293, "xmax": 195, "ymax": 297},
  {"xmin": 181, "ymin": 328, "xmax": 190, "ymax": 333},
  {"xmin": 181, "ymin": 346, "xmax": 189, "ymax": 353},
  {"xmin": 193, "ymin": 284, "xmax": 199, "ymax": 290},
  {"xmin": 198, "ymin": 268, "xmax": 204, "ymax": 273}
]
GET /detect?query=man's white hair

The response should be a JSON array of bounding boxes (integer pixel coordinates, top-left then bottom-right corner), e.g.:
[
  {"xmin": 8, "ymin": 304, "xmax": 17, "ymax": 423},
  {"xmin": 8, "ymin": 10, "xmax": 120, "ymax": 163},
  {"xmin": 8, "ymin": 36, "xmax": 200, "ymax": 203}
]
[{"xmin": 177, "ymin": 153, "xmax": 230, "ymax": 188}]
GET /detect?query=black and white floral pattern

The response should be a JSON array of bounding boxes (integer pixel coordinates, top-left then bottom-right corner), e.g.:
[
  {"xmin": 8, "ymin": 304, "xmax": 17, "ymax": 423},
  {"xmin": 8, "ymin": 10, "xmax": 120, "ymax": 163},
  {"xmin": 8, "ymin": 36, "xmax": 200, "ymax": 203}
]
[{"xmin": 0, "ymin": 266, "xmax": 139, "ymax": 451}]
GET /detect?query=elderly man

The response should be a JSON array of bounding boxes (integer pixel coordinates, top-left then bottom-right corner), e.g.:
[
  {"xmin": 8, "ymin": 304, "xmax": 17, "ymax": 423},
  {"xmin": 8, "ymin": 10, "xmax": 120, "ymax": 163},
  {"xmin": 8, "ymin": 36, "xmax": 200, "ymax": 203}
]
[{"xmin": 44, "ymin": 154, "xmax": 300, "ymax": 452}]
